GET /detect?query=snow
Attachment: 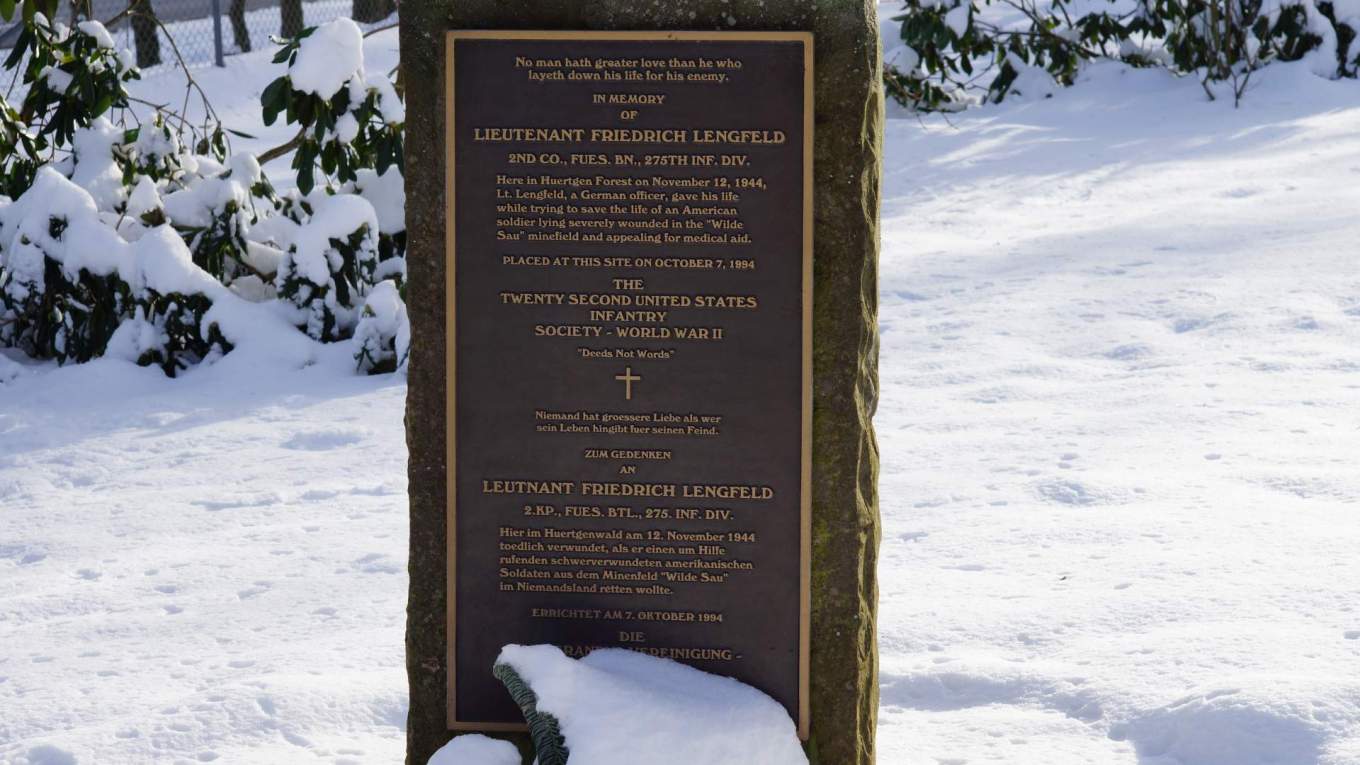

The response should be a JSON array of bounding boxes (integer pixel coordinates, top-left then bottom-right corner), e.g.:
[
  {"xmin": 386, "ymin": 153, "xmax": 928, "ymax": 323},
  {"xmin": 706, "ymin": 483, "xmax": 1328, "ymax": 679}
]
[
  {"xmin": 76, "ymin": 20, "xmax": 115, "ymax": 50},
  {"xmin": 276, "ymin": 192, "xmax": 381, "ymax": 340},
  {"xmin": 38, "ymin": 65, "xmax": 73, "ymax": 93},
  {"xmin": 0, "ymin": 168, "xmax": 329, "ymax": 371},
  {"xmin": 496, "ymin": 645, "xmax": 808, "ymax": 765},
  {"xmin": 289, "ymin": 18, "xmax": 365, "ymax": 100},
  {"xmin": 70, "ymin": 118, "xmax": 125, "ymax": 212},
  {"xmin": 286, "ymin": 193, "xmax": 378, "ymax": 287},
  {"xmin": 2, "ymin": 168, "xmax": 214, "ymax": 298},
  {"xmin": 1258, "ymin": 0, "xmax": 1345, "ymax": 78},
  {"xmin": 0, "ymin": 167, "xmax": 124, "ymax": 287},
  {"xmin": 352, "ymin": 167, "xmax": 406, "ymax": 235},
  {"xmin": 873, "ymin": 58, "xmax": 1360, "ymax": 765},
  {"xmin": 0, "ymin": 353, "xmax": 407, "ymax": 764},
  {"xmin": 132, "ymin": 123, "xmax": 179, "ymax": 164},
  {"xmin": 352, "ymin": 279, "xmax": 408, "ymax": 373},
  {"xmin": 367, "ymin": 71, "xmax": 406, "ymax": 126},
  {"xmin": 4, "ymin": 19, "xmax": 1360, "ymax": 765},
  {"xmin": 9, "ymin": 744, "xmax": 78, "ymax": 765},
  {"xmin": 427, "ymin": 734, "xmax": 520, "ymax": 765},
  {"xmin": 113, "ymin": 16, "xmax": 401, "ymax": 175},
  {"xmin": 0, "ymin": 350, "xmax": 23, "ymax": 383},
  {"xmin": 161, "ymin": 179, "xmax": 231, "ymax": 230},
  {"xmin": 125, "ymin": 176, "xmax": 162, "ymax": 219},
  {"xmin": 335, "ymin": 111, "xmax": 360, "ymax": 144},
  {"xmin": 945, "ymin": 4, "xmax": 971, "ymax": 36},
  {"xmin": 124, "ymin": 225, "xmax": 223, "ymax": 297}
]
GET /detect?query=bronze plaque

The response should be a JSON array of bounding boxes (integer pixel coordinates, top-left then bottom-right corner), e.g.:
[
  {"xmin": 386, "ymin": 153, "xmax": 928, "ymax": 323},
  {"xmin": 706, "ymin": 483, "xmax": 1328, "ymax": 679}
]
[{"xmin": 445, "ymin": 31, "xmax": 812, "ymax": 736}]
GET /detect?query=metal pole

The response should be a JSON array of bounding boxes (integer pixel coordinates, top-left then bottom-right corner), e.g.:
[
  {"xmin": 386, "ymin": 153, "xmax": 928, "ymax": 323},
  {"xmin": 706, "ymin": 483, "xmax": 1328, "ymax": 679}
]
[{"xmin": 210, "ymin": 0, "xmax": 225, "ymax": 67}]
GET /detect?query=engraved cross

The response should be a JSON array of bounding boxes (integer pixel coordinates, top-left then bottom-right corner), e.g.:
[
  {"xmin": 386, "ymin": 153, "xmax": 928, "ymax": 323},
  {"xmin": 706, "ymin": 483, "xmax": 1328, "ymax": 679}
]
[{"xmin": 614, "ymin": 366, "xmax": 642, "ymax": 400}]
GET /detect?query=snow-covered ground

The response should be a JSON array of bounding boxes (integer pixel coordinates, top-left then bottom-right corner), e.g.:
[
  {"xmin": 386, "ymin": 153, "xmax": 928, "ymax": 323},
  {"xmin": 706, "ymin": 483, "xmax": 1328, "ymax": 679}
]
[
  {"xmin": 0, "ymin": 352, "xmax": 408, "ymax": 764},
  {"xmin": 4, "ymin": 20, "xmax": 1360, "ymax": 765},
  {"xmin": 875, "ymin": 59, "xmax": 1360, "ymax": 765}
]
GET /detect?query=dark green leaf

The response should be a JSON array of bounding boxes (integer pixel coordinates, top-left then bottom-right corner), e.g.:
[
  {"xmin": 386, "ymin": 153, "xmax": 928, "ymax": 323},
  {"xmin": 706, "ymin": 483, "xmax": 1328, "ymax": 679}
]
[{"xmin": 261, "ymin": 76, "xmax": 288, "ymax": 109}]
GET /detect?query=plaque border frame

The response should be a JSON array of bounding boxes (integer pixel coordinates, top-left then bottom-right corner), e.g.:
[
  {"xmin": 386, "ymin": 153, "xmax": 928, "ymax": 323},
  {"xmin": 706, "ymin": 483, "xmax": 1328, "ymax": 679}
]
[{"xmin": 444, "ymin": 29, "xmax": 814, "ymax": 740}]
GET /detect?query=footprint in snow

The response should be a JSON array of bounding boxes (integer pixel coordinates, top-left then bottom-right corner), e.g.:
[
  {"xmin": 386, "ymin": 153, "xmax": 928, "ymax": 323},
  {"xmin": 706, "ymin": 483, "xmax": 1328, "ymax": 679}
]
[
  {"xmin": 281, "ymin": 427, "xmax": 368, "ymax": 450},
  {"xmin": 299, "ymin": 488, "xmax": 341, "ymax": 501},
  {"xmin": 350, "ymin": 553, "xmax": 402, "ymax": 574},
  {"xmin": 1178, "ymin": 311, "xmax": 1239, "ymax": 334},
  {"xmin": 1173, "ymin": 317, "xmax": 1210, "ymax": 333},
  {"xmin": 20, "ymin": 745, "xmax": 77, "ymax": 765},
  {"xmin": 281, "ymin": 730, "xmax": 313, "ymax": 748},
  {"xmin": 351, "ymin": 484, "xmax": 400, "ymax": 496},
  {"xmin": 893, "ymin": 290, "xmax": 929, "ymax": 302},
  {"xmin": 237, "ymin": 581, "xmax": 272, "ymax": 599},
  {"xmin": 0, "ymin": 544, "xmax": 48, "ymax": 565},
  {"xmin": 192, "ymin": 493, "xmax": 280, "ymax": 511},
  {"xmin": 1105, "ymin": 344, "xmax": 1151, "ymax": 360},
  {"xmin": 1036, "ymin": 480, "xmax": 1101, "ymax": 506}
]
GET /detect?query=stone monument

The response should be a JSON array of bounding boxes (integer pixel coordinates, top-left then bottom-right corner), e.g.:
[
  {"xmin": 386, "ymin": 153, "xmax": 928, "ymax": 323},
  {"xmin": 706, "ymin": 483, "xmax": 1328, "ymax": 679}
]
[{"xmin": 403, "ymin": 3, "xmax": 881, "ymax": 763}]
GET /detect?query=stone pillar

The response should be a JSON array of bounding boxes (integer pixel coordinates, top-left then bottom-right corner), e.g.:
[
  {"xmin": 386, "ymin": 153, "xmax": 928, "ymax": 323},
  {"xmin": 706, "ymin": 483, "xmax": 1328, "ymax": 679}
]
[{"xmin": 402, "ymin": 3, "xmax": 881, "ymax": 763}]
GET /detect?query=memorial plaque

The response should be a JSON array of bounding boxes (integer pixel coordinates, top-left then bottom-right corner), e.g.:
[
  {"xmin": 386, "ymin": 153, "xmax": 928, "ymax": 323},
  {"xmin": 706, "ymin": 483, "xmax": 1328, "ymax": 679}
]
[{"xmin": 445, "ymin": 31, "xmax": 812, "ymax": 735}]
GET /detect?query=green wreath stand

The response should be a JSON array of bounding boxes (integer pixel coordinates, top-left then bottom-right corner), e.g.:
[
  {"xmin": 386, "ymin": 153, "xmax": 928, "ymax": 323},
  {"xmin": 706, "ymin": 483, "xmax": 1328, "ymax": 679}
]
[{"xmin": 493, "ymin": 662, "xmax": 570, "ymax": 765}]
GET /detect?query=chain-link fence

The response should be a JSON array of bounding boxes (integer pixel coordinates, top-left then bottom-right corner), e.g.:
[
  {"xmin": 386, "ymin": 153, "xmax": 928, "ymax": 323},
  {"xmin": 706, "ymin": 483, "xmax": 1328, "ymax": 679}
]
[{"xmin": 0, "ymin": 0, "xmax": 395, "ymax": 72}]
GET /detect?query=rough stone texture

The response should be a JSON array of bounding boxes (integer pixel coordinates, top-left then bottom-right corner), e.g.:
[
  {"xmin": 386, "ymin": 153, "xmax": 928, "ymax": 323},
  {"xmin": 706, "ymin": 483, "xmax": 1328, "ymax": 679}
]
[{"xmin": 403, "ymin": 3, "xmax": 882, "ymax": 763}]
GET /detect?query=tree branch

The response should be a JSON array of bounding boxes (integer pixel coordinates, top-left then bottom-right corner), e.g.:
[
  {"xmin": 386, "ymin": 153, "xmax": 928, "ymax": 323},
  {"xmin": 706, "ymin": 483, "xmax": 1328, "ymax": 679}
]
[{"xmin": 258, "ymin": 128, "xmax": 304, "ymax": 164}]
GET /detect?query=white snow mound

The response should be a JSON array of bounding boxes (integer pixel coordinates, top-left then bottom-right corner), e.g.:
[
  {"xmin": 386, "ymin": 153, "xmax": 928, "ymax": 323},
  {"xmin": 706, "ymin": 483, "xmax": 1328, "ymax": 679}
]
[
  {"xmin": 428, "ymin": 734, "xmax": 520, "ymax": 765},
  {"xmin": 289, "ymin": 18, "xmax": 364, "ymax": 99},
  {"xmin": 497, "ymin": 644, "xmax": 807, "ymax": 765}
]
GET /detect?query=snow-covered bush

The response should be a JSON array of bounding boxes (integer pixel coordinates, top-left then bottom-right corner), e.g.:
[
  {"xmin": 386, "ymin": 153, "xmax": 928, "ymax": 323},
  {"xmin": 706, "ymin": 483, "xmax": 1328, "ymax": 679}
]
[
  {"xmin": 160, "ymin": 153, "xmax": 272, "ymax": 283},
  {"xmin": 0, "ymin": 12, "xmax": 408, "ymax": 377},
  {"xmin": 261, "ymin": 18, "xmax": 405, "ymax": 196},
  {"xmin": 276, "ymin": 193, "xmax": 380, "ymax": 341},
  {"xmin": 348, "ymin": 167, "xmax": 407, "ymax": 283},
  {"xmin": 0, "ymin": 169, "xmax": 131, "ymax": 364},
  {"xmin": 0, "ymin": 169, "xmax": 232, "ymax": 374},
  {"xmin": 0, "ymin": 98, "xmax": 42, "ymax": 201},
  {"xmin": 886, "ymin": 0, "xmax": 1360, "ymax": 109},
  {"xmin": 7, "ymin": 12, "xmax": 140, "ymax": 148},
  {"xmin": 352, "ymin": 279, "xmax": 409, "ymax": 374}
]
